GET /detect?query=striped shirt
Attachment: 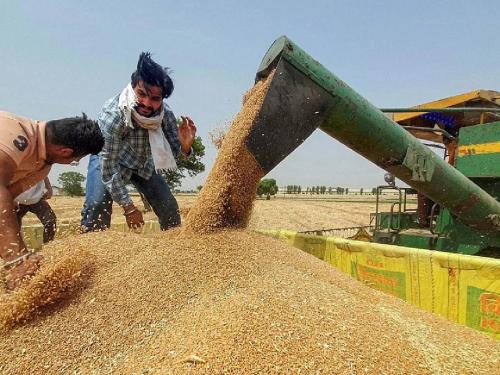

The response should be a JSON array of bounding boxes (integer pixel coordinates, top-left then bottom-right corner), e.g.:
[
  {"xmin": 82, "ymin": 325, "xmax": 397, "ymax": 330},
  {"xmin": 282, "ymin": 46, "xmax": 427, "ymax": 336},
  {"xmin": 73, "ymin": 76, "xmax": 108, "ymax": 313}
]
[{"xmin": 99, "ymin": 94, "xmax": 182, "ymax": 206}]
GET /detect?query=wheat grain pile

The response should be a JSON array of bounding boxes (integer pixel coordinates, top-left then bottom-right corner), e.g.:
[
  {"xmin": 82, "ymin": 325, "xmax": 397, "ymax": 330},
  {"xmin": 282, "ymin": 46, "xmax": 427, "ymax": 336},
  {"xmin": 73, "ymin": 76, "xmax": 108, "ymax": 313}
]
[
  {"xmin": 183, "ymin": 74, "xmax": 273, "ymax": 234},
  {"xmin": 0, "ymin": 230, "xmax": 498, "ymax": 374}
]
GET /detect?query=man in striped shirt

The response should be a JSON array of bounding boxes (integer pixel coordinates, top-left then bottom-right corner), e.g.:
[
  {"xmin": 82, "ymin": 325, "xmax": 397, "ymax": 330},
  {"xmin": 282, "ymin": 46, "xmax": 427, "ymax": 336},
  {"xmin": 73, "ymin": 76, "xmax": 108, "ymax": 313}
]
[{"xmin": 81, "ymin": 52, "xmax": 197, "ymax": 232}]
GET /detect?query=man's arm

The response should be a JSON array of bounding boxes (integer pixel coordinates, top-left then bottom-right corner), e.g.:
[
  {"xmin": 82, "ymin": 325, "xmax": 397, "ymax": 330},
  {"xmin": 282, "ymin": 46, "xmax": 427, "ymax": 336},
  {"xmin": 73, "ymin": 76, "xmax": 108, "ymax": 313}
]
[
  {"xmin": 0, "ymin": 150, "xmax": 28, "ymax": 262},
  {"xmin": 99, "ymin": 110, "xmax": 133, "ymax": 207},
  {"xmin": 162, "ymin": 111, "xmax": 196, "ymax": 157},
  {"xmin": 99, "ymin": 108, "xmax": 143, "ymax": 228},
  {"xmin": 162, "ymin": 111, "xmax": 182, "ymax": 157},
  {"xmin": 42, "ymin": 177, "xmax": 53, "ymax": 200}
]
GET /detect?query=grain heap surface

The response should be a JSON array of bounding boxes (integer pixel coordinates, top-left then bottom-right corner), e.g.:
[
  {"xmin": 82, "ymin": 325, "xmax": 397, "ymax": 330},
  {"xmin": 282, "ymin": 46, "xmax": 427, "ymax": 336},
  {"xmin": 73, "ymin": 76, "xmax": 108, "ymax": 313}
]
[
  {"xmin": 0, "ymin": 248, "xmax": 92, "ymax": 331},
  {"xmin": 183, "ymin": 74, "xmax": 273, "ymax": 234},
  {"xmin": 0, "ymin": 230, "xmax": 498, "ymax": 374}
]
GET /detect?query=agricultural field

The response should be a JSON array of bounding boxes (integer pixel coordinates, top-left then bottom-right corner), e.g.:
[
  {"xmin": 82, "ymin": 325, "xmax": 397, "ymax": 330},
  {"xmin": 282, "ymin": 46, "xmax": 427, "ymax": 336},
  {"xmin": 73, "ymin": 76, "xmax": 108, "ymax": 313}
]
[{"xmin": 21, "ymin": 193, "xmax": 416, "ymax": 233}]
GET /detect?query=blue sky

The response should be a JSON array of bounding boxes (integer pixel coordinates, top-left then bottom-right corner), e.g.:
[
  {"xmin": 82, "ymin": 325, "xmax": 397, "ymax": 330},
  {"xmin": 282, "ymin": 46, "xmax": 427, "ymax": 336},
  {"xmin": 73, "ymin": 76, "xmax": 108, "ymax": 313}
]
[{"xmin": 1, "ymin": 1, "xmax": 499, "ymax": 189}]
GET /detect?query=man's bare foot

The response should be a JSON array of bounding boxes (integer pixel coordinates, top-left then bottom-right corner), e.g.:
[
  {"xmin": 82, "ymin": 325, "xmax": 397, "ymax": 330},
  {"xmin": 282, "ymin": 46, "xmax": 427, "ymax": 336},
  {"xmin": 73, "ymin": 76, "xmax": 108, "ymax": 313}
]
[{"xmin": 4, "ymin": 253, "xmax": 44, "ymax": 291}]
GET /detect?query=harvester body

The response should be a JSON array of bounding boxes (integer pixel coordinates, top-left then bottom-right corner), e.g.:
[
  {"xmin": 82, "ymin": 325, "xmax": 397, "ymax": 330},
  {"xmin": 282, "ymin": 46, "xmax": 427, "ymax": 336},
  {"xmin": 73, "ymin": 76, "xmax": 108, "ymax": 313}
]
[
  {"xmin": 374, "ymin": 120, "xmax": 500, "ymax": 255},
  {"xmin": 249, "ymin": 36, "xmax": 500, "ymax": 255}
]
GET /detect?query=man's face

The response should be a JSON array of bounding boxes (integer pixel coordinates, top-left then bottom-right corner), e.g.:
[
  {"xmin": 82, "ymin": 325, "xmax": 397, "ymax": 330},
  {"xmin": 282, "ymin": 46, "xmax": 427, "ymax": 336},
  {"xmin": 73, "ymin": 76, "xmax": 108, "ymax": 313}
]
[{"xmin": 133, "ymin": 80, "xmax": 163, "ymax": 117}]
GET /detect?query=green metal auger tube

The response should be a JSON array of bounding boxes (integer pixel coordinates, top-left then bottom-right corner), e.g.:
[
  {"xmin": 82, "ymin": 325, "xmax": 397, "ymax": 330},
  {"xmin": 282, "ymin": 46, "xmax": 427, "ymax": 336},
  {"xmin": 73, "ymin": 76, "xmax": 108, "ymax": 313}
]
[{"xmin": 245, "ymin": 36, "xmax": 500, "ymax": 232}]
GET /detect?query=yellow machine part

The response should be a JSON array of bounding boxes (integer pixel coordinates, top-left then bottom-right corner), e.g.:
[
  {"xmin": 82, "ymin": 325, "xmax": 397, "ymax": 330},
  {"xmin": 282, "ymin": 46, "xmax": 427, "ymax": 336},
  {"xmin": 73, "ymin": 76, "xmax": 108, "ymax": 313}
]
[
  {"xmin": 389, "ymin": 89, "xmax": 500, "ymax": 143},
  {"xmin": 392, "ymin": 89, "xmax": 500, "ymax": 123}
]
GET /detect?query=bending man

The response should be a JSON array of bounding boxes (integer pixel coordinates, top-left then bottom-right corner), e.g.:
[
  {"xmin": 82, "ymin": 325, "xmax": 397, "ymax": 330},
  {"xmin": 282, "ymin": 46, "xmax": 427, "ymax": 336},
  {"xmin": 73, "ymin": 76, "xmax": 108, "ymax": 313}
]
[
  {"xmin": 81, "ymin": 52, "xmax": 196, "ymax": 232},
  {"xmin": 0, "ymin": 112, "xmax": 103, "ymax": 290}
]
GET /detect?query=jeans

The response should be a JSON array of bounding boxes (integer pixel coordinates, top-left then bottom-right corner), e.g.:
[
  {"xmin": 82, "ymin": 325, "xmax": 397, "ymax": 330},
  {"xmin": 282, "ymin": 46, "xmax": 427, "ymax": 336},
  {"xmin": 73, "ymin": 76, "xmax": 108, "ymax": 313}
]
[
  {"xmin": 16, "ymin": 200, "xmax": 57, "ymax": 243},
  {"xmin": 81, "ymin": 155, "xmax": 180, "ymax": 231}
]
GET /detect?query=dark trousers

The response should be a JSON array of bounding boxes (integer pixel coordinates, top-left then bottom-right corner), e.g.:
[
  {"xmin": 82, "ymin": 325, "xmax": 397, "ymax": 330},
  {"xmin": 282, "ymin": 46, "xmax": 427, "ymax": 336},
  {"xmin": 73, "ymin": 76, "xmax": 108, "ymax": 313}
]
[{"xmin": 16, "ymin": 200, "xmax": 57, "ymax": 243}]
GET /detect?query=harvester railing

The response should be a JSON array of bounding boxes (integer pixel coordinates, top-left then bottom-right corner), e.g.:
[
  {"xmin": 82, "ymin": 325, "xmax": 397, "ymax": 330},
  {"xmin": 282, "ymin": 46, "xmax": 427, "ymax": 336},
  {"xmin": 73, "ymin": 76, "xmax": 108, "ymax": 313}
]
[{"xmin": 299, "ymin": 225, "xmax": 374, "ymax": 239}]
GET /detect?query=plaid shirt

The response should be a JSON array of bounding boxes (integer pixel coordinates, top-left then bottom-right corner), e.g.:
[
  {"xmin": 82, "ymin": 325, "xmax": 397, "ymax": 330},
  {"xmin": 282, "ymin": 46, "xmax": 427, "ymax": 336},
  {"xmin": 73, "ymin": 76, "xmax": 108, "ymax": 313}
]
[{"xmin": 99, "ymin": 94, "xmax": 182, "ymax": 206}]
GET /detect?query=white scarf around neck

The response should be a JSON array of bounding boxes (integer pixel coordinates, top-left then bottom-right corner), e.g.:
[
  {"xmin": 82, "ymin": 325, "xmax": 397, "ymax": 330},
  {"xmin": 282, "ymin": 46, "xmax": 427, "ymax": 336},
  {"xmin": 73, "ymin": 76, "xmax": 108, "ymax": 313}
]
[{"xmin": 118, "ymin": 83, "xmax": 177, "ymax": 172}]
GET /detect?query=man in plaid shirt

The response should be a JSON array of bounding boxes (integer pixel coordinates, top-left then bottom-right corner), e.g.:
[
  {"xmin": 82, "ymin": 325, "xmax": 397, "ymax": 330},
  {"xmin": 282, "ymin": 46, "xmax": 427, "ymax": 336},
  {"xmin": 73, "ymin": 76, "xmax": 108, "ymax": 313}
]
[{"xmin": 81, "ymin": 52, "xmax": 196, "ymax": 232}]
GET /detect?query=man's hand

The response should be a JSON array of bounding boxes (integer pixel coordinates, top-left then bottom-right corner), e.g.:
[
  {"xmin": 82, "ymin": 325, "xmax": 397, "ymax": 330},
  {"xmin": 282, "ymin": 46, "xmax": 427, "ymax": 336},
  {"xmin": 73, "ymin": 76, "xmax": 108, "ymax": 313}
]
[
  {"xmin": 42, "ymin": 188, "xmax": 52, "ymax": 200},
  {"xmin": 42, "ymin": 177, "xmax": 53, "ymax": 200},
  {"xmin": 178, "ymin": 116, "xmax": 197, "ymax": 155},
  {"xmin": 4, "ymin": 252, "xmax": 44, "ymax": 291},
  {"xmin": 123, "ymin": 204, "xmax": 144, "ymax": 230}
]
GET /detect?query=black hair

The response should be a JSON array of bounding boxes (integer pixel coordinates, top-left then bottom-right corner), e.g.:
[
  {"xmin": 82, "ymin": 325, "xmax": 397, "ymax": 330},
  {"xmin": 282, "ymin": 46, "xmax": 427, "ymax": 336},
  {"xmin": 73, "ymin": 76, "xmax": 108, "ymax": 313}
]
[
  {"xmin": 131, "ymin": 52, "xmax": 174, "ymax": 99},
  {"xmin": 46, "ymin": 113, "xmax": 104, "ymax": 156}
]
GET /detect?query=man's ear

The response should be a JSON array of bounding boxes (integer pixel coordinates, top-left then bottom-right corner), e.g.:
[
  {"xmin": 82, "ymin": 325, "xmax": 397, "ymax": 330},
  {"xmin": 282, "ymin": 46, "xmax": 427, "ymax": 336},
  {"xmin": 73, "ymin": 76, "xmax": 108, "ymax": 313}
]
[{"xmin": 59, "ymin": 147, "xmax": 74, "ymax": 158}]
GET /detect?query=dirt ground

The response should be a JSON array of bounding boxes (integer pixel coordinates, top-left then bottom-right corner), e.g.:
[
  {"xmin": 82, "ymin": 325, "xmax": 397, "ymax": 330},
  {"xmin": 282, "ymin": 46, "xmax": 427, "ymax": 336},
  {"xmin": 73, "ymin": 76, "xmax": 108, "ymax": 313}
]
[{"xmin": 21, "ymin": 194, "xmax": 415, "ymax": 232}]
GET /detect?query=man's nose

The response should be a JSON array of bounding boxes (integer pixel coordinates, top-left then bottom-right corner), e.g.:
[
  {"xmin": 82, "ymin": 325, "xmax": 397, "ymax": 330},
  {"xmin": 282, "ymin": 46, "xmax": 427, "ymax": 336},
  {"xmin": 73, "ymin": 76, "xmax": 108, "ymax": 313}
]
[{"xmin": 142, "ymin": 97, "xmax": 152, "ymax": 108}]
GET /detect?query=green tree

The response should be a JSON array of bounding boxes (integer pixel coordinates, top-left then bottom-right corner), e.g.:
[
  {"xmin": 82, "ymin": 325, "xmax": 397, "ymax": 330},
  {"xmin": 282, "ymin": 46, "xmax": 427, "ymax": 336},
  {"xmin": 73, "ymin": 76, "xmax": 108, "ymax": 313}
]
[
  {"xmin": 257, "ymin": 178, "xmax": 279, "ymax": 200},
  {"xmin": 162, "ymin": 136, "xmax": 206, "ymax": 189},
  {"xmin": 58, "ymin": 171, "xmax": 86, "ymax": 196}
]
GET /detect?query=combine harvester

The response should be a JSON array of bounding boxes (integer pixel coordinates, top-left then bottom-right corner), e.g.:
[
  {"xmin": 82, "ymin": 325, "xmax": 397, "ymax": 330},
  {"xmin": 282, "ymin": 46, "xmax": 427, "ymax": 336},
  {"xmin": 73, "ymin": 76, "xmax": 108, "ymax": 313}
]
[{"xmin": 248, "ymin": 36, "xmax": 500, "ymax": 338}]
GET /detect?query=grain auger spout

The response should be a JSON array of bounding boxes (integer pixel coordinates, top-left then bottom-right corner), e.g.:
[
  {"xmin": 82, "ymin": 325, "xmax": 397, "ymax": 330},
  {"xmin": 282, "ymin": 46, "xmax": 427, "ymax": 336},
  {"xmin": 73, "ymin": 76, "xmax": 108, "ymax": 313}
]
[{"xmin": 245, "ymin": 35, "xmax": 500, "ymax": 232}]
